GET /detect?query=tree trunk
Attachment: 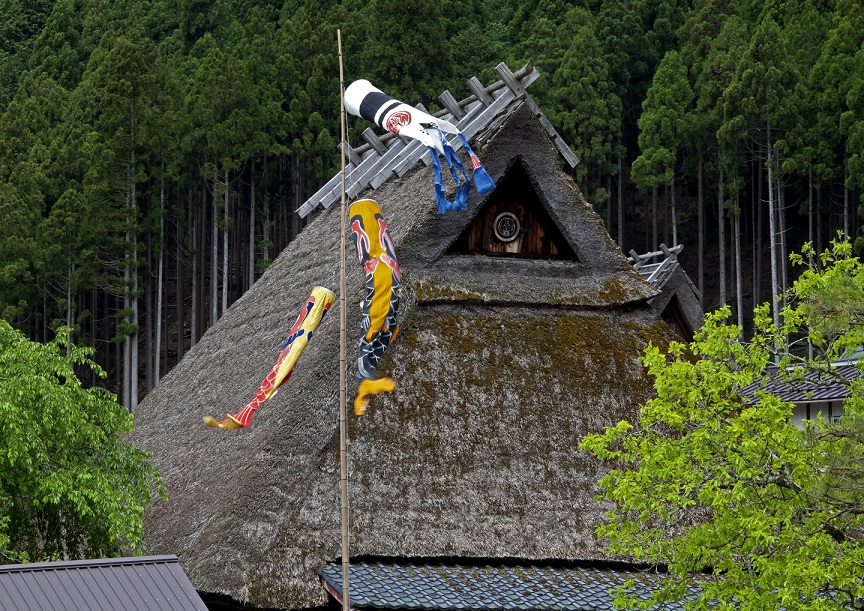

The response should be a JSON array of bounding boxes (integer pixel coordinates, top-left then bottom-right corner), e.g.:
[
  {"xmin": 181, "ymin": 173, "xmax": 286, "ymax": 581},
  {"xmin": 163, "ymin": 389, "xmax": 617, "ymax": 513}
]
[
  {"xmin": 778, "ymin": 177, "xmax": 787, "ymax": 298},
  {"xmin": 263, "ymin": 186, "xmax": 271, "ymax": 265},
  {"xmin": 751, "ymin": 158, "xmax": 756, "ymax": 311},
  {"xmin": 155, "ymin": 161, "xmax": 164, "ymax": 386},
  {"xmin": 130, "ymin": 149, "xmax": 139, "ymax": 412},
  {"xmin": 697, "ymin": 157, "xmax": 703, "ymax": 307},
  {"xmin": 123, "ymin": 213, "xmax": 131, "ymax": 408},
  {"xmin": 757, "ymin": 155, "xmax": 763, "ymax": 305},
  {"xmin": 808, "ymin": 164, "xmax": 813, "ymax": 264},
  {"xmin": 248, "ymin": 157, "xmax": 256, "ymax": 291},
  {"xmin": 145, "ymin": 230, "xmax": 153, "ymax": 393},
  {"xmin": 664, "ymin": 184, "xmax": 670, "ymax": 246},
  {"xmin": 222, "ymin": 170, "xmax": 229, "ymax": 317},
  {"xmin": 652, "ymin": 185, "xmax": 658, "ymax": 251},
  {"xmin": 718, "ymin": 150, "xmax": 726, "ymax": 307},
  {"xmin": 617, "ymin": 155, "xmax": 624, "ymax": 249},
  {"xmin": 191, "ymin": 190, "xmax": 199, "ymax": 348},
  {"xmin": 176, "ymin": 189, "xmax": 185, "ymax": 362},
  {"xmin": 211, "ymin": 167, "xmax": 218, "ymax": 327},
  {"xmin": 66, "ymin": 264, "xmax": 73, "ymax": 332},
  {"xmin": 91, "ymin": 286, "xmax": 98, "ymax": 385},
  {"xmin": 671, "ymin": 169, "xmax": 677, "ymax": 246},
  {"xmin": 291, "ymin": 153, "xmax": 300, "ymax": 243},
  {"xmin": 606, "ymin": 170, "xmax": 613, "ymax": 235},
  {"xmin": 816, "ymin": 187, "xmax": 823, "ymax": 269},
  {"xmin": 844, "ymin": 154, "xmax": 850, "ymax": 240},
  {"xmin": 734, "ymin": 192, "xmax": 743, "ymax": 333},
  {"xmin": 767, "ymin": 126, "xmax": 780, "ymax": 348}
]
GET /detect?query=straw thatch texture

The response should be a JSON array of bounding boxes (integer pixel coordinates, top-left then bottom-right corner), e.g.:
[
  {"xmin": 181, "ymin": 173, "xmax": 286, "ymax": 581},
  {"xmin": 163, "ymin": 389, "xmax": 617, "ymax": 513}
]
[{"xmin": 132, "ymin": 103, "xmax": 676, "ymax": 609}]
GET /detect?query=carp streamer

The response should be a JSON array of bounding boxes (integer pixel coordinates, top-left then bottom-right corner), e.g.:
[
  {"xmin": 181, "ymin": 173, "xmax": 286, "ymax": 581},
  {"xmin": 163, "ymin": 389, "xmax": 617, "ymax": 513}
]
[
  {"xmin": 203, "ymin": 286, "xmax": 335, "ymax": 429},
  {"xmin": 349, "ymin": 199, "xmax": 401, "ymax": 415}
]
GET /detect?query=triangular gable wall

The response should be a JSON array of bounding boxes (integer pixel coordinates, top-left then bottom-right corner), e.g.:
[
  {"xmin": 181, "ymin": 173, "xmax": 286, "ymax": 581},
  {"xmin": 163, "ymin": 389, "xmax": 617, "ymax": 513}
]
[
  {"xmin": 448, "ymin": 160, "xmax": 576, "ymax": 260},
  {"xmin": 395, "ymin": 103, "xmax": 655, "ymax": 308}
]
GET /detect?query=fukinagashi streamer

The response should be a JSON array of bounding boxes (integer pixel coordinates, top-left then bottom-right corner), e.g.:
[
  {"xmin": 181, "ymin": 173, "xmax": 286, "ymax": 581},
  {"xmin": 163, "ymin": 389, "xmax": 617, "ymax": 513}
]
[{"xmin": 345, "ymin": 79, "xmax": 495, "ymax": 214}]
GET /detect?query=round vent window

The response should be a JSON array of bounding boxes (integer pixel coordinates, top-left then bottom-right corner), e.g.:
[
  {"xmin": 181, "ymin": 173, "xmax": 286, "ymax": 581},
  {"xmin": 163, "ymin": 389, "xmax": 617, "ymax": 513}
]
[{"xmin": 493, "ymin": 212, "xmax": 521, "ymax": 243}]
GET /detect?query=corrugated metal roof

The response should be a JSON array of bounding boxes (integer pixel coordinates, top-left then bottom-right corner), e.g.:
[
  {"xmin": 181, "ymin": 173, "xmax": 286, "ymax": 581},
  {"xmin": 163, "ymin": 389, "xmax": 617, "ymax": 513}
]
[
  {"xmin": 319, "ymin": 561, "xmax": 699, "ymax": 610},
  {"xmin": 0, "ymin": 555, "xmax": 207, "ymax": 611}
]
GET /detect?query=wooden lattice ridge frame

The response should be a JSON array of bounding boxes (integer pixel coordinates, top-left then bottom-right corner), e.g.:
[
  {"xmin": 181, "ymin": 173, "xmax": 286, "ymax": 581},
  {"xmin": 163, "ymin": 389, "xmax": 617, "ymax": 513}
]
[
  {"xmin": 297, "ymin": 62, "xmax": 580, "ymax": 219},
  {"xmin": 628, "ymin": 244, "xmax": 684, "ymax": 287}
]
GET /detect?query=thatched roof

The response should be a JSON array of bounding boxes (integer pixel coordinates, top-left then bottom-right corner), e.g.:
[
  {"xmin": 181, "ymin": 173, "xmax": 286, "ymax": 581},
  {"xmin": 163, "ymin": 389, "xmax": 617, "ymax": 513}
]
[
  {"xmin": 630, "ymin": 244, "xmax": 704, "ymax": 343},
  {"xmin": 132, "ymin": 70, "xmax": 675, "ymax": 610}
]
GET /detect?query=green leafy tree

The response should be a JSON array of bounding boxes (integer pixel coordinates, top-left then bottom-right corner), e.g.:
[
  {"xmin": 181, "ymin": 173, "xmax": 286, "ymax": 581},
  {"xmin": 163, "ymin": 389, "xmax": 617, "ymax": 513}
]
[
  {"xmin": 720, "ymin": 14, "xmax": 799, "ymax": 331},
  {"xmin": 632, "ymin": 50, "xmax": 693, "ymax": 245},
  {"xmin": 77, "ymin": 17, "xmax": 159, "ymax": 409},
  {"xmin": 0, "ymin": 321, "xmax": 163, "ymax": 563},
  {"xmin": 0, "ymin": 163, "xmax": 44, "ymax": 326},
  {"xmin": 582, "ymin": 238, "xmax": 864, "ymax": 611},
  {"xmin": 848, "ymin": 46, "xmax": 864, "ymax": 250},
  {"xmin": 0, "ymin": 0, "xmax": 54, "ymax": 109},
  {"xmin": 358, "ymin": 0, "xmax": 451, "ymax": 102},
  {"xmin": 551, "ymin": 7, "xmax": 622, "ymax": 204},
  {"xmin": 594, "ymin": 0, "xmax": 652, "ymax": 133}
]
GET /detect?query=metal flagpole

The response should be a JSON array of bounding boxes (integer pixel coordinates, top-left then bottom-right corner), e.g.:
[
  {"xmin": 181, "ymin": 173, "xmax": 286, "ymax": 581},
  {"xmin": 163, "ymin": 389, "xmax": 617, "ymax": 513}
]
[{"xmin": 337, "ymin": 29, "xmax": 351, "ymax": 611}]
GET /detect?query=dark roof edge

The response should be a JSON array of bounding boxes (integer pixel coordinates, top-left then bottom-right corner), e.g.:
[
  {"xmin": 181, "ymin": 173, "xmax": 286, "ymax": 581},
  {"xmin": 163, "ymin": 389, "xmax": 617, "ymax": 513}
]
[
  {"xmin": 0, "ymin": 554, "xmax": 179, "ymax": 573},
  {"xmin": 321, "ymin": 554, "xmax": 668, "ymax": 574}
]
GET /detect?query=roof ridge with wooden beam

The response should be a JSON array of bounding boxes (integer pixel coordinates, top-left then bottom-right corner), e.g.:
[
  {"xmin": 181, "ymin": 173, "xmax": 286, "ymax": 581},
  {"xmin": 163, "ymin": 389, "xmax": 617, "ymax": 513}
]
[{"xmin": 297, "ymin": 62, "xmax": 579, "ymax": 219}]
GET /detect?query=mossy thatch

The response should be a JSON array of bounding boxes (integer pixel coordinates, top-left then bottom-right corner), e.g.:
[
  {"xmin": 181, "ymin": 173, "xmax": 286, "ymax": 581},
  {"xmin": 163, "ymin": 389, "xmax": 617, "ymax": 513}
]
[{"xmin": 132, "ymin": 102, "xmax": 676, "ymax": 610}]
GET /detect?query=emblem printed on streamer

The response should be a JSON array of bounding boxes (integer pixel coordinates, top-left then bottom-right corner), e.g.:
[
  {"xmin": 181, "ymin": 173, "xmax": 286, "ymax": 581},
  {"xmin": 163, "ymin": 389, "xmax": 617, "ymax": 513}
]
[{"xmin": 385, "ymin": 110, "xmax": 412, "ymax": 134}]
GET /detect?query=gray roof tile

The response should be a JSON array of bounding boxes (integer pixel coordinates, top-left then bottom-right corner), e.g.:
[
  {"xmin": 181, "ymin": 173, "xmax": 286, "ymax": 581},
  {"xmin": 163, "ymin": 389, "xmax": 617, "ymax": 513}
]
[
  {"xmin": 744, "ymin": 363, "xmax": 860, "ymax": 403},
  {"xmin": 319, "ymin": 561, "xmax": 698, "ymax": 610}
]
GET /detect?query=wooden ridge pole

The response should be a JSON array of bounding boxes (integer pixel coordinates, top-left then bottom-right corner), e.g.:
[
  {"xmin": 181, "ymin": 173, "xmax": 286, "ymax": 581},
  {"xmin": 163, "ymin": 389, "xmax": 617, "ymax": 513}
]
[{"xmin": 337, "ymin": 29, "xmax": 351, "ymax": 611}]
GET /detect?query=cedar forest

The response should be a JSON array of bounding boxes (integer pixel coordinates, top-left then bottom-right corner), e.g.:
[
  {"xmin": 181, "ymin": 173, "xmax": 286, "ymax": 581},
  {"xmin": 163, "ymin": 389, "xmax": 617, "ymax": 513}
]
[{"xmin": 1, "ymin": 0, "xmax": 862, "ymax": 409}]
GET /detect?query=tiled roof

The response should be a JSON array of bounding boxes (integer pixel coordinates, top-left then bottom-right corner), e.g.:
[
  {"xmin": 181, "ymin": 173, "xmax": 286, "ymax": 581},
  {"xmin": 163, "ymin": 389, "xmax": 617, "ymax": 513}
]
[
  {"xmin": 318, "ymin": 561, "xmax": 698, "ymax": 610},
  {"xmin": 745, "ymin": 363, "xmax": 860, "ymax": 403},
  {"xmin": 297, "ymin": 62, "xmax": 579, "ymax": 219},
  {"xmin": 0, "ymin": 555, "xmax": 207, "ymax": 611}
]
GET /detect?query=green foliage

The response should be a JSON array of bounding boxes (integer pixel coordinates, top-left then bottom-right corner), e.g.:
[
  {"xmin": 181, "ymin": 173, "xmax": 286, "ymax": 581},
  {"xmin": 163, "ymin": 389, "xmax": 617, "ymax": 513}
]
[
  {"xmin": 632, "ymin": 50, "xmax": 692, "ymax": 190},
  {"xmin": 358, "ymin": 0, "xmax": 451, "ymax": 102},
  {"xmin": 720, "ymin": 14, "xmax": 798, "ymax": 148},
  {"xmin": 582, "ymin": 239, "xmax": 864, "ymax": 610},
  {"xmin": 0, "ymin": 320, "xmax": 163, "ymax": 562},
  {"xmin": 551, "ymin": 7, "xmax": 622, "ymax": 195}
]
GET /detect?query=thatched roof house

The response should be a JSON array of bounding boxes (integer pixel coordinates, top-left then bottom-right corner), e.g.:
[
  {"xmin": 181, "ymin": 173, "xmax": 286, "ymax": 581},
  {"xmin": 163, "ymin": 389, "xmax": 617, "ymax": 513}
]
[{"xmin": 133, "ymin": 64, "xmax": 678, "ymax": 610}]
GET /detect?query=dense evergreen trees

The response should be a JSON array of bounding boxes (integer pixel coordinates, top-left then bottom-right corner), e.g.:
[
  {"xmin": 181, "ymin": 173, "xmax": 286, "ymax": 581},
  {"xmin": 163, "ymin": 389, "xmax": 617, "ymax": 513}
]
[{"xmin": 0, "ymin": 0, "xmax": 861, "ymax": 407}]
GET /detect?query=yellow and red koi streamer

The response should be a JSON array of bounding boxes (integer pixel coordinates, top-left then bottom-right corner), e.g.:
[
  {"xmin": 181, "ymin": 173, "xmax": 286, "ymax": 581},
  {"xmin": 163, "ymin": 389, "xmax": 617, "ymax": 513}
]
[
  {"xmin": 349, "ymin": 199, "xmax": 401, "ymax": 416},
  {"xmin": 203, "ymin": 286, "xmax": 335, "ymax": 430}
]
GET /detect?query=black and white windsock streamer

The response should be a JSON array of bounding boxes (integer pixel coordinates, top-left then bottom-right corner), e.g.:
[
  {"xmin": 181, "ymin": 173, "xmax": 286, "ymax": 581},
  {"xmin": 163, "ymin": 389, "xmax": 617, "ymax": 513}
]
[{"xmin": 345, "ymin": 79, "xmax": 495, "ymax": 214}]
